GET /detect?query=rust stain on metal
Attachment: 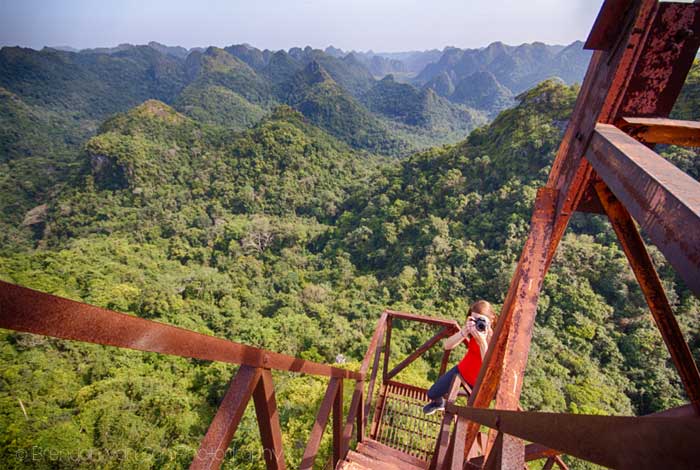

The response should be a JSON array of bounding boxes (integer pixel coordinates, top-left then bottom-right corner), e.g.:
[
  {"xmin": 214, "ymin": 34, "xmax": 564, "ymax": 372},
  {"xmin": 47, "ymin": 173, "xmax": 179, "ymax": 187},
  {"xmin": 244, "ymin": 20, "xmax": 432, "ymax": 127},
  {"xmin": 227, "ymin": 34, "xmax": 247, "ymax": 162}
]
[{"xmin": 586, "ymin": 125, "xmax": 700, "ymax": 296}]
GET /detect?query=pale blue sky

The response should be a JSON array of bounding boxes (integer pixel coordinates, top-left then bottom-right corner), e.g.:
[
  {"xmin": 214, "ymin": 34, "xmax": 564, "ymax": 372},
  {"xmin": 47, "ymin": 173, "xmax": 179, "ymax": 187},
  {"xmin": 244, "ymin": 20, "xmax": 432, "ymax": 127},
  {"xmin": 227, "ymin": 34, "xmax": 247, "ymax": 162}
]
[{"xmin": 0, "ymin": 0, "xmax": 605, "ymax": 52}]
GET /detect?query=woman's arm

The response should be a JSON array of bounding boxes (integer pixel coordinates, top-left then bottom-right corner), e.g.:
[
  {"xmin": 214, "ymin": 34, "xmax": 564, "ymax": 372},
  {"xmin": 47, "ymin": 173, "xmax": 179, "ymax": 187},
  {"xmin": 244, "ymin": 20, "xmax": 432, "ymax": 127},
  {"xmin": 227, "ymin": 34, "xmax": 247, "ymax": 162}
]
[
  {"xmin": 443, "ymin": 326, "xmax": 467, "ymax": 350},
  {"xmin": 469, "ymin": 323, "xmax": 490, "ymax": 360}
]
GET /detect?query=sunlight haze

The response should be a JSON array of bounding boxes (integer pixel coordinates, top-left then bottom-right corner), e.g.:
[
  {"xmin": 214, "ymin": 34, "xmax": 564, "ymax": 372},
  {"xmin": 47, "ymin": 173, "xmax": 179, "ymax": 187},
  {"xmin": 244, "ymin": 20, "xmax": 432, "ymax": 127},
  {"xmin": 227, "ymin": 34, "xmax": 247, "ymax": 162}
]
[{"xmin": 0, "ymin": 0, "xmax": 604, "ymax": 51}]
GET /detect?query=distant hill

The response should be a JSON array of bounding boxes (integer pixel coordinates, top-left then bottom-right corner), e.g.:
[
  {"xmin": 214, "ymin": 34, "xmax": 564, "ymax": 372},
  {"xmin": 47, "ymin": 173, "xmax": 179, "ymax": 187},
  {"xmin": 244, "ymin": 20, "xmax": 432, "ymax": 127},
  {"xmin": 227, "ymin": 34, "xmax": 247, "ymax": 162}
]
[
  {"xmin": 0, "ymin": 40, "xmax": 591, "ymax": 160},
  {"xmin": 415, "ymin": 41, "xmax": 591, "ymax": 115},
  {"xmin": 0, "ymin": 45, "xmax": 188, "ymax": 119},
  {"xmin": 326, "ymin": 47, "xmax": 443, "ymax": 79},
  {"xmin": 0, "ymin": 42, "xmax": 492, "ymax": 156},
  {"xmin": 285, "ymin": 61, "xmax": 406, "ymax": 154},
  {"xmin": 183, "ymin": 47, "xmax": 274, "ymax": 106},
  {"xmin": 448, "ymin": 71, "xmax": 515, "ymax": 117},
  {"xmin": 362, "ymin": 75, "xmax": 485, "ymax": 133}
]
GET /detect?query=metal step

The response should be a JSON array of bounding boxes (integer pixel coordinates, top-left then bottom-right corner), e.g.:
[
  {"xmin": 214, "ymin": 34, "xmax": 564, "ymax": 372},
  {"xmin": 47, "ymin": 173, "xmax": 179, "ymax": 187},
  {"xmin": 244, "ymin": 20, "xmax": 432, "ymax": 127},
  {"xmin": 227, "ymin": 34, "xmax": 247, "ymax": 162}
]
[{"xmin": 336, "ymin": 439, "xmax": 428, "ymax": 470}]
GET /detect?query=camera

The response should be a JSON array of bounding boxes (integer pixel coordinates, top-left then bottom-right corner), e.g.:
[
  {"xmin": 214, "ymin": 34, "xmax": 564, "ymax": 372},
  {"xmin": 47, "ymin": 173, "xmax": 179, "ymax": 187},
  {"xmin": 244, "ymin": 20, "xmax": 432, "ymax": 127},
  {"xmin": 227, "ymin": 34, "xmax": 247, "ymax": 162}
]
[{"xmin": 474, "ymin": 317, "xmax": 488, "ymax": 332}]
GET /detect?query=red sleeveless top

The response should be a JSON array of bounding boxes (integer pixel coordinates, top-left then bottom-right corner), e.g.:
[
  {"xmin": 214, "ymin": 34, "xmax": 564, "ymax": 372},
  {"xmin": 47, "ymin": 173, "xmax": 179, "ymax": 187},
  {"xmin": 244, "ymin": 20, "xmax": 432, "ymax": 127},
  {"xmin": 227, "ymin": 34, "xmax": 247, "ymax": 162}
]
[{"xmin": 457, "ymin": 336, "xmax": 482, "ymax": 386}]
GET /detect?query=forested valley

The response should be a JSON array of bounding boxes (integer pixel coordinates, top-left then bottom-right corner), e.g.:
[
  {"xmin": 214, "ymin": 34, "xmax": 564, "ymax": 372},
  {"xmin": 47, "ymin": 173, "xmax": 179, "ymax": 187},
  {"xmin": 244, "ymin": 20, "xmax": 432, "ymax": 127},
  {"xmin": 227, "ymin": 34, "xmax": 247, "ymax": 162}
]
[{"xmin": 1, "ymin": 41, "xmax": 698, "ymax": 469}]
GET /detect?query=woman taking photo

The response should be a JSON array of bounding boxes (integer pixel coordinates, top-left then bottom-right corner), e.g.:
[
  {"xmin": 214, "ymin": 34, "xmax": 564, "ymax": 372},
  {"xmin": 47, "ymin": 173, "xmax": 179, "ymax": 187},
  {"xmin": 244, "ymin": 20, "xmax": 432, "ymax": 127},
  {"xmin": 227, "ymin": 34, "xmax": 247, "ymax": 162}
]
[{"xmin": 423, "ymin": 300, "xmax": 496, "ymax": 415}]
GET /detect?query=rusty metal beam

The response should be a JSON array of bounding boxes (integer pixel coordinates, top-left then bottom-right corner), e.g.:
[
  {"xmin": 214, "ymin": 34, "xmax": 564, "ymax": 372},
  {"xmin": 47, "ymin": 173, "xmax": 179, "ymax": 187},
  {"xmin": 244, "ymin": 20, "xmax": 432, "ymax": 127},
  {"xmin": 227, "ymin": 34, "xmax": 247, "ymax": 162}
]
[
  {"xmin": 482, "ymin": 432, "xmax": 524, "ymax": 470},
  {"xmin": 190, "ymin": 366, "xmax": 261, "ymax": 470},
  {"xmin": 575, "ymin": 184, "xmax": 605, "ymax": 214},
  {"xmin": 494, "ymin": 188, "xmax": 558, "ymax": 405},
  {"xmin": 464, "ymin": 188, "xmax": 557, "ymax": 455},
  {"xmin": 554, "ymin": 456, "xmax": 569, "ymax": 470},
  {"xmin": 547, "ymin": 1, "xmax": 699, "ymax": 257},
  {"xmin": 384, "ymin": 309, "xmax": 461, "ymax": 330},
  {"xmin": 429, "ymin": 375, "xmax": 462, "ymax": 470},
  {"xmin": 594, "ymin": 180, "xmax": 700, "ymax": 414},
  {"xmin": 358, "ymin": 312, "xmax": 387, "ymax": 441},
  {"xmin": 361, "ymin": 312, "xmax": 388, "ymax": 374},
  {"xmin": 253, "ymin": 369, "xmax": 286, "ymax": 470},
  {"xmin": 446, "ymin": 405, "xmax": 700, "ymax": 470},
  {"xmin": 0, "ymin": 281, "xmax": 362, "ymax": 380},
  {"xmin": 619, "ymin": 117, "xmax": 700, "ymax": 146},
  {"xmin": 383, "ymin": 316, "xmax": 392, "ymax": 381},
  {"xmin": 438, "ymin": 348, "xmax": 452, "ymax": 377},
  {"xmin": 341, "ymin": 380, "xmax": 364, "ymax": 458},
  {"xmin": 618, "ymin": 2, "xmax": 700, "ymax": 118},
  {"xmin": 385, "ymin": 327, "xmax": 449, "ymax": 381},
  {"xmin": 584, "ymin": 0, "xmax": 636, "ymax": 51},
  {"xmin": 362, "ymin": 329, "xmax": 383, "ymax": 438},
  {"xmin": 300, "ymin": 377, "xmax": 341, "ymax": 470},
  {"xmin": 470, "ymin": 442, "xmax": 559, "ymax": 467},
  {"xmin": 333, "ymin": 379, "xmax": 344, "ymax": 468},
  {"xmin": 587, "ymin": 124, "xmax": 700, "ymax": 297},
  {"xmin": 647, "ymin": 403, "xmax": 695, "ymax": 418},
  {"xmin": 546, "ymin": 0, "xmax": 657, "ymax": 222},
  {"xmin": 542, "ymin": 457, "xmax": 556, "ymax": 470},
  {"xmin": 449, "ymin": 414, "xmax": 469, "ymax": 470}
]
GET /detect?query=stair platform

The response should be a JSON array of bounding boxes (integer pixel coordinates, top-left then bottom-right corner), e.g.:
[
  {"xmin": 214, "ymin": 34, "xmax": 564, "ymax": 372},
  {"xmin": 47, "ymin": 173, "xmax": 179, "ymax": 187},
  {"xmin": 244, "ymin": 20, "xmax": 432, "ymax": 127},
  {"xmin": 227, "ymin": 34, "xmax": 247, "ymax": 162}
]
[{"xmin": 337, "ymin": 439, "xmax": 428, "ymax": 470}]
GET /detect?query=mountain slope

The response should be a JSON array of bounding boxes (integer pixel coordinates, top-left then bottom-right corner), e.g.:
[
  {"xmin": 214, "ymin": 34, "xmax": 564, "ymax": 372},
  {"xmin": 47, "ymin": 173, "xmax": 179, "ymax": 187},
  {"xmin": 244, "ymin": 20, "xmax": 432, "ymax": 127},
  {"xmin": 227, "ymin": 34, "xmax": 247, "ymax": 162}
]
[
  {"xmin": 285, "ymin": 61, "xmax": 407, "ymax": 154},
  {"xmin": 362, "ymin": 74, "xmax": 486, "ymax": 133},
  {"xmin": 0, "ymin": 46, "xmax": 188, "ymax": 120},
  {"xmin": 415, "ymin": 41, "xmax": 591, "ymax": 115},
  {"xmin": 173, "ymin": 85, "xmax": 266, "ymax": 129},
  {"xmin": 184, "ymin": 47, "xmax": 274, "ymax": 107},
  {"xmin": 448, "ymin": 70, "xmax": 514, "ymax": 116}
]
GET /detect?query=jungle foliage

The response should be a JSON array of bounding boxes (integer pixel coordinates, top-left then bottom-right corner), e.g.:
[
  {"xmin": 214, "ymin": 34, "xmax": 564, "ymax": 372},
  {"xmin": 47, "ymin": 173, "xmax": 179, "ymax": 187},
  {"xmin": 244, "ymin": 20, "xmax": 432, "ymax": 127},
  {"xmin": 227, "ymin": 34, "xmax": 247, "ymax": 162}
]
[{"xmin": 1, "ymin": 54, "xmax": 699, "ymax": 470}]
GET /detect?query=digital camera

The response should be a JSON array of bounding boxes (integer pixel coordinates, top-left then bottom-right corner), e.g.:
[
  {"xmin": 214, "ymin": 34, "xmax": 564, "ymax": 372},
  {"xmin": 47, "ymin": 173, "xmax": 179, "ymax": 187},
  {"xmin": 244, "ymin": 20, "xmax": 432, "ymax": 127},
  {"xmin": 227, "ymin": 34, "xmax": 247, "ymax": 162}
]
[{"xmin": 474, "ymin": 317, "xmax": 488, "ymax": 332}]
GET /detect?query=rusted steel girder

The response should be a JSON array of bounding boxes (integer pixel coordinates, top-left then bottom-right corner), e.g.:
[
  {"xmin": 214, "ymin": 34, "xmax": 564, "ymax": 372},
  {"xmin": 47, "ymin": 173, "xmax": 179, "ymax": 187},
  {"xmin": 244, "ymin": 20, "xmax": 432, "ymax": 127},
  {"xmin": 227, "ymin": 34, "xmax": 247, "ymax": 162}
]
[
  {"xmin": 546, "ymin": 0, "xmax": 657, "ymax": 230},
  {"xmin": 617, "ymin": 2, "xmax": 700, "ymax": 118},
  {"xmin": 445, "ymin": 405, "xmax": 700, "ymax": 470},
  {"xmin": 333, "ymin": 379, "xmax": 344, "ymax": 468},
  {"xmin": 429, "ymin": 375, "xmax": 462, "ymax": 470},
  {"xmin": 300, "ymin": 377, "xmax": 342, "ymax": 470},
  {"xmin": 587, "ymin": 124, "xmax": 700, "ymax": 297},
  {"xmin": 463, "ymin": 0, "xmax": 700, "ymax": 463},
  {"xmin": 0, "ymin": 281, "xmax": 362, "ymax": 380},
  {"xmin": 594, "ymin": 180, "xmax": 700, "ymax": 414},
  {"xmin": 384, "ymin": 309, "xmax": 461, "ymax": 331},
  {"xmin": 584, "ymin": 0, "xmax": 636, "ymax": 51},
  {"xmin": 190, "ymin": 366, "xmax": 261, "ymax": 470},
  {"xmin": 463, "ymin": 188, "xmax": 556, "ymax": 456},
  {"xmin": 550, "ymin": 0, "xmax": 699, "ymax": 252},
  {"xmin": 482, "ymin": 432, "xmax": 524, "ymax": 470},
  {"xmin": 253, "ymin": 369, "xmax": 286, "ymax": 470},
  {"xmin": 385, "ymin": 327, "xmax": 449, "ymax": 381},
  {"xmin": 619, "ymin": 117, "xmax": 700, "ymax": 146},
  {"xmin": 469, "ymin": 442, "xmax": 559, "ymax": 467}
]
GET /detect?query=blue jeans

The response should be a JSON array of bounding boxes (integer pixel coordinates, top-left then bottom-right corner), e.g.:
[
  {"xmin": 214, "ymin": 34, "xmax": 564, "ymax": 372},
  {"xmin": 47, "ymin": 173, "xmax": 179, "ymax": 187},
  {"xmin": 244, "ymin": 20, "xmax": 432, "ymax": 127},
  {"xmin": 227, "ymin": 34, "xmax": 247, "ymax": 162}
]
[{"xmin": 427, "ymin": 366, "xmax": 460, "ymax": 404}]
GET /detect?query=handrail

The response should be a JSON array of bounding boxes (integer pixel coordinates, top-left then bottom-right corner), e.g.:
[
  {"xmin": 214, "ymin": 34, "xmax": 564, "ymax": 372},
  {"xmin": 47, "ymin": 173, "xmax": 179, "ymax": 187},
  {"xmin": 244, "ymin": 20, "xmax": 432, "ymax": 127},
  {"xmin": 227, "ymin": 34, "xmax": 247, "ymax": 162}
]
[
  {"xmin": 384, "ymin": 309, "xmax": 461, "ymax": 330},
  {"xmin": 445, "ymin": 404, "xmax": 700, "ymax": 470},
  {"xmin": 300, "ymin": 377, "xmax": 343, "ymax": 470},
  {"xmin": 0, "ymin": 280, "xmax": 468, "ymax": 469},
  {"xmin": 340, "ymin": 312, "xmax": 388, "ymax": 456},
  {"xmin": 0, "ymin": 281, "xmax": 361, "ymax": 380}
]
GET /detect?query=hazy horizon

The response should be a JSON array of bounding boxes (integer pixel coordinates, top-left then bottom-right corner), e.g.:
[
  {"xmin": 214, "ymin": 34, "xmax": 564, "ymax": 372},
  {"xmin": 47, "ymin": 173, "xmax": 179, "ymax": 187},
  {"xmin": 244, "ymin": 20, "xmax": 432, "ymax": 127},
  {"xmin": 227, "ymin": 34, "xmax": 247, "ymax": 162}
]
[
  {"xmin": 7, "ymin": 38, "xmax": 588, "ymax": 55},
  {"xmin": 0, "ymin": 0, "xmax": 603, "ymax": 53}
]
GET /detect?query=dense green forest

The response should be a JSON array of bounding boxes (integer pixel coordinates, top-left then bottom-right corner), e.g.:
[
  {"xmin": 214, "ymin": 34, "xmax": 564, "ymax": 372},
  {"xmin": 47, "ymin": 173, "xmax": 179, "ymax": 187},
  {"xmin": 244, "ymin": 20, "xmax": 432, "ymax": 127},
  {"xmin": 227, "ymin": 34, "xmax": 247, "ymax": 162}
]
[{"xmin": 0, "ymin": 39, "xmax": 698, "ymax": 469}]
